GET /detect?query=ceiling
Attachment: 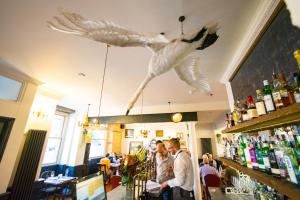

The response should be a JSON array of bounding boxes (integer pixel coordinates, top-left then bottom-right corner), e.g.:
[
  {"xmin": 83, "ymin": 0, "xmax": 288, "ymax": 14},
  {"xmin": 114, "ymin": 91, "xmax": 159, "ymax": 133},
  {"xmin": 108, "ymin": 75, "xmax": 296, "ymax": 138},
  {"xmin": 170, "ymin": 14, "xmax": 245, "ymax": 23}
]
[{"xmin": 0, "ymin": 0, "xmax": 262, "ymax": 116}]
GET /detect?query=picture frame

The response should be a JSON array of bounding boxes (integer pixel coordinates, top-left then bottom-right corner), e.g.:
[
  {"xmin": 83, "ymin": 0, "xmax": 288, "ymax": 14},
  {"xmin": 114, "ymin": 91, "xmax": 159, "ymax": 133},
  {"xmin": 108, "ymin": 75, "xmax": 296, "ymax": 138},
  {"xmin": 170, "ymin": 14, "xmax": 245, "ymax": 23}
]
[
  {"xmin": 129, "ymin": 141, "xmax": 143, "ymax": 154},
  {"xmin": 176, "ymin": 132, "xmax": 184, "ymax": 140},
  {"xmin": 125, "ymin": 129, "xmax": 134, "ymax": 138},
  {"xmin": 156, "ymin": 130, "xmax": 163, "ymax": 137}
]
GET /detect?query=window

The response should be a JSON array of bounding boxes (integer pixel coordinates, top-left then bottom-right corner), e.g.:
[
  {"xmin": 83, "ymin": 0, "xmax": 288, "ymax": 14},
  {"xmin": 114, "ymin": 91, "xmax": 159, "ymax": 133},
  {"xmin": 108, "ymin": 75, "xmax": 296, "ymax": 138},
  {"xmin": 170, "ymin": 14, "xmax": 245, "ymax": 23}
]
[
  {"xmin": 89, "ymin": 129, "xmax": 106, "ymax": 158},
  {"xmin": 42, "ymin": 114, "xmax": 65, "ymax": 165},
  {"xmin": 0, "ymin": 75, "xmax": 23, "ymax": 101}
]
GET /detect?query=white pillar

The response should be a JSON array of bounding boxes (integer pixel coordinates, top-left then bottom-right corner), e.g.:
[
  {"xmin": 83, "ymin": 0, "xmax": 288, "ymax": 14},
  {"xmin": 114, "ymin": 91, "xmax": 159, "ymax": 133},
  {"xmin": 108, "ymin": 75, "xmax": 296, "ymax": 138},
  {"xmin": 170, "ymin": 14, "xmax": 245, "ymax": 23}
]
[{"xmin": 188, "ymin": 122, "xmax": 201, "ymax": 200}]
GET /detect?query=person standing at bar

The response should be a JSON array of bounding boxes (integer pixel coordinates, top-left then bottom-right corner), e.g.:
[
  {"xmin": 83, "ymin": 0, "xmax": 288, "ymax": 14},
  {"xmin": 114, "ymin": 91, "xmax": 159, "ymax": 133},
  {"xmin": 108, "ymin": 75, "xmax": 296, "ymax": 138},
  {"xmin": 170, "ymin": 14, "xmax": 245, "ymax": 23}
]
[
  {"xmin": 156, "ymin": 143, "xmax": 174, "ymax": 200},
  {"xmin": 161, "ymin": 138, "xmax": 195, "ymax": 200}
]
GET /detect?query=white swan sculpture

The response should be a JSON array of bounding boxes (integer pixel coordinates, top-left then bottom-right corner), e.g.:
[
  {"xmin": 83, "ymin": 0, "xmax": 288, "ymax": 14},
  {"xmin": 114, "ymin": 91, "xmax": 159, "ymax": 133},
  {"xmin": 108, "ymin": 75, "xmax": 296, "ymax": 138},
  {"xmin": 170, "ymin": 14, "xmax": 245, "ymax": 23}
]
[{"xmin": 47, "ymin": 10, "xmax": 219, "ymax": 115}]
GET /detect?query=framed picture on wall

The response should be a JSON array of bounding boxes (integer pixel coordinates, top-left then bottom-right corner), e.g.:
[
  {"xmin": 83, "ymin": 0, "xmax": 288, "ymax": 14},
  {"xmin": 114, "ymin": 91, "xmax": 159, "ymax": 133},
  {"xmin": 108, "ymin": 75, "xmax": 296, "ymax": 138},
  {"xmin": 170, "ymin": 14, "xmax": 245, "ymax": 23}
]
[
  {"xmin": 125, "ymin": 129, "xmax": 134, "ymax": 138},
  {"xmin": 129, "ymin": 141, "xmax": 143, "ymax": 154},
  {"xmin": 176, "ymin": 132, "xmax": 184, "ymax": 140},
  {"xmin": 156, "ymin": 130, "xmax": 163, "ymax": 137}
]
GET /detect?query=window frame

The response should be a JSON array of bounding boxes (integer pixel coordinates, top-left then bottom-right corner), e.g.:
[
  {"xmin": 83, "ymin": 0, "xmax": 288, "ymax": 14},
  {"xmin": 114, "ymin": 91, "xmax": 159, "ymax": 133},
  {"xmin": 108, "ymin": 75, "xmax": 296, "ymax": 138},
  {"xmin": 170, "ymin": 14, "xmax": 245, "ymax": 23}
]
[
  {"xmin": 88, "ymin": 128, "xmax": 107, "ymax": 159},
  {"xmin": 42, "ymin": 111, "xmax": 68, "ymax": 166},
  {"xmin": 0, "ymin": 74, "xmax": 25, "ymax": 102}
]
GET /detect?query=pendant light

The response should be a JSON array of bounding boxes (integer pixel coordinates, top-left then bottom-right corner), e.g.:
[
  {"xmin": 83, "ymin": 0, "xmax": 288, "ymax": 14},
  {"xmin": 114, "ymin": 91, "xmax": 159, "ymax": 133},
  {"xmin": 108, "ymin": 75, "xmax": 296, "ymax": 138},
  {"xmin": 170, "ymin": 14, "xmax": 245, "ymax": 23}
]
[
  {"xmin": 93, "ymin": 44, "xmax": 110, "ymax": 127},
  {"xmin": 167, "ymin": 16, "xmax": 185, "ymax": 124},
  {"xmin": 168, "ymin": 102, "xmax": 183, "ymax": 123}
]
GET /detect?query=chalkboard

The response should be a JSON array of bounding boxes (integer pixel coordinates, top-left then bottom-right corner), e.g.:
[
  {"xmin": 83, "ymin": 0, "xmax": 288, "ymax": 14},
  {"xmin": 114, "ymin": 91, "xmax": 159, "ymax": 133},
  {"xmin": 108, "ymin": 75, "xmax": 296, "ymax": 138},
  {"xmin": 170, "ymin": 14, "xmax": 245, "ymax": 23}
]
[{"xmin": 230, "ymin": 5, "xmax": 300, "ymax": 100}]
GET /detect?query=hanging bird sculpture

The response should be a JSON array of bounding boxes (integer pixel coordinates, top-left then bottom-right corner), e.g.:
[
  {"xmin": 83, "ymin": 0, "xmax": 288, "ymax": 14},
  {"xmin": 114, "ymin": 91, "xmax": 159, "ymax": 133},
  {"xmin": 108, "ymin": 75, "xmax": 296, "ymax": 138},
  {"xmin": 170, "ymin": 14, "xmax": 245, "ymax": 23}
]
[{"xmin": 47, "ymin": 10, "xmax": 219, "ymax": 115}]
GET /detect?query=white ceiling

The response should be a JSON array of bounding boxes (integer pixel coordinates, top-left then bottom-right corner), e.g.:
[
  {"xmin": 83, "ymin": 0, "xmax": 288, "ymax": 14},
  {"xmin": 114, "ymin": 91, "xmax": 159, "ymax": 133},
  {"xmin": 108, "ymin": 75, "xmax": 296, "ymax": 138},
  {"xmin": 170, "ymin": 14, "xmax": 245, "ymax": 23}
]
[{"xmin": 0, "ymin": 0, "xmax": 262, "ymax": 116}]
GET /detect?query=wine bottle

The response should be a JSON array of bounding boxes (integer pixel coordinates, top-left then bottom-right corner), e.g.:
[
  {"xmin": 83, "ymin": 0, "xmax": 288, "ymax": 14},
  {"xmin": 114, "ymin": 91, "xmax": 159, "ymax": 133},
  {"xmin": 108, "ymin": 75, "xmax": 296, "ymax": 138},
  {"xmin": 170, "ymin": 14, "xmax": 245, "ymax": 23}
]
[{"xmin": 263, "ymin": 80, "xmax": 276, "ymax": 113}]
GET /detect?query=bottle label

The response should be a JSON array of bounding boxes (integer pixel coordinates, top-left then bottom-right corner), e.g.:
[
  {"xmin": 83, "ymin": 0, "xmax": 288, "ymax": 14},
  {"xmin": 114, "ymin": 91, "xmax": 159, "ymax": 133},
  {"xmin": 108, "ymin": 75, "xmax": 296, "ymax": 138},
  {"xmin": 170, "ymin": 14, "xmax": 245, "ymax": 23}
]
[
  {"xmin": 280, "ymin": 89, "xmax": 288, "ymax": 98},
  {"xmin": 255, "ymin": 102, "xmax": 266, "ymax": 115},
  {"xmin": 271, "ymin": 168, "xmax": 281, "ymax": 175},
  {"xmin": 263, "ymin": 157, "xmax": 271, "ymax": 168},
  {"xmin": 264, "ymin": 95, "xmax": 275, "ymax": 112},
  {"xmin": 272, "ymin": 92, "xmax": 284, "ymax": 108},
  {"xmin": 247, "ymin": 109, "xmax": 258, "ymax": 118},
  {"xmin": 258, "ymin": 163, "xmax": 266, "ymax": 170},
  {"xmin": 295, "ymin": 93, "xmax": 300, "ymax": 103},
  {"xmin": 284, "ymin": 155, "xmax": 298, "ymax": 184}
]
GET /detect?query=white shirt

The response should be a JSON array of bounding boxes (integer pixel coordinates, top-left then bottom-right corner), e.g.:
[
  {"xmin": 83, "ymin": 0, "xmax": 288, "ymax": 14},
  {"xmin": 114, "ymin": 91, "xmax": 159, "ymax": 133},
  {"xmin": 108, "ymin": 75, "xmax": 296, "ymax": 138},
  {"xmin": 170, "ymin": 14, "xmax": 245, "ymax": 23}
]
[
  {"xmin": 156, "ymin": 153, "xmax": 174, "ymax": 183},
  {"xmin": 167, "ymin": 150, "xmax": 194, "ymax": 191}
]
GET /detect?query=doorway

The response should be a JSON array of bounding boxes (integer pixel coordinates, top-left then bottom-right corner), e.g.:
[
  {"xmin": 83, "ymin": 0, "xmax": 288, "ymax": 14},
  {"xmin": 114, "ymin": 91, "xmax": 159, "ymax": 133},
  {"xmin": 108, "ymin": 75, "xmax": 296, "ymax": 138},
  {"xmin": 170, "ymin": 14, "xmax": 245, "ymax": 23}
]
[{"xmin": 200, "ymin": 138, "xmax": 212, "ymax": 155}]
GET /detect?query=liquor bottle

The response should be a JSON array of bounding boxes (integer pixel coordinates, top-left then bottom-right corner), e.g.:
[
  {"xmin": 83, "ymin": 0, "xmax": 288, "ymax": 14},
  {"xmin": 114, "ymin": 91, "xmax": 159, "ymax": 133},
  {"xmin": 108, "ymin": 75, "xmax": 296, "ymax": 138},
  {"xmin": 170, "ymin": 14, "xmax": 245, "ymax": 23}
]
[
  {"xmin": 274, "ymin": 135, "xmax": 287, "ymax": 179},
  {"xmin": 239, "ymin": 135, "xmax": 247, "ymax": 166},
  {"xmin": 249, "ymin": 139, "xmax": 259, "ymax": 170},
  {"xmin": 255, "ymin": 137, "xmax": 266, "ymax": 172},
  {"xmin": 293, "ymin": 72, "xmax": 300, "ymax": 103},
  {"xmin": 225, "ymin": 113, "xmax": 230, "ymax": 128},
  {"xmin": 281, "ymin": 134, "xmax": 300, "ymax": 184},
  {"xmin": 229, "ymin": 113, "xmax": 235, "ymax": 127},
  {"xmin": 294, "ymin": 50, "xmax": 300, "ymax": 103},
  {"xmin": 247, "ymin": 96, "xmax": 258, "ymax": 119},
  {"xmin": 279, "ymin": 71, "xmax": 295, "ymax": 105},
  {"xmin": 240, "ymin": 100, "xmax": 249, "ymax": 122},
  {"xmin": 245, "ymin": 138, "xmax": 253, "ymax": 169},
  {"xmin": 292, "ymin": 125, "xmax": 300, "ymax": 171},
  {"xmin": 272, "ymin": 72, "xmax": 285, "ymax": 109},
  {"xmin": 255, "ymin": 89, "xmax": 267, "ymax": 116},
  {"xmin": 263, "ymin": 80, "xmax": 276, "ymax": 113},
  {"xmin": 269, "ymin": 140, "xmax": 281, "ymax": 178},
  {"xmin": 261, "ymin": 140, "xmax": 271, "ymax": 174}
]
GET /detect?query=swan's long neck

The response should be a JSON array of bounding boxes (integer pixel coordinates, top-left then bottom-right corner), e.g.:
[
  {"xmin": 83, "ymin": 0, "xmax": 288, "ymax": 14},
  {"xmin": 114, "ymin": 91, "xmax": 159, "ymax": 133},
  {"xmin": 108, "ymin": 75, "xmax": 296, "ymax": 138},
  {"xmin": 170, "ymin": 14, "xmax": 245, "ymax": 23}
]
[{"xmin": 125, "ymin": 75, "xmax": 154, "ymax": 115}]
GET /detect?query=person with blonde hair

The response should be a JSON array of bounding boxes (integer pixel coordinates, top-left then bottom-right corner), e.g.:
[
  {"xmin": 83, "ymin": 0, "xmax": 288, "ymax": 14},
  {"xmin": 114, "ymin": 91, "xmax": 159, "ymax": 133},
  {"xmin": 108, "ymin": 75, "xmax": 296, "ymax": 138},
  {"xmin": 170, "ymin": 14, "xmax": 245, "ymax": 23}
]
[
  {"xmin": 161, "ymin": 138, "xmax": 194, "ymax": 200},
  {"xmin": 208, "ymin": 153, "xmax": 217, "ymax": 169},
  {"xmin": 199, "ymin": 154, "xmax": 219, "ymax": 186}
]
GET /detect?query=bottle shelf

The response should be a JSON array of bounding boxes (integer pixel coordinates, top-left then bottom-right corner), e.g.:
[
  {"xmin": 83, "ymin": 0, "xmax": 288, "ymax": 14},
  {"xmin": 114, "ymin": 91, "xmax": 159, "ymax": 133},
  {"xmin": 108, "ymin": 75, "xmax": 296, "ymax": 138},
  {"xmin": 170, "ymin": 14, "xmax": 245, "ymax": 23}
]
[
  {"xmin": 222, "ymin": 103, "xmax": 300, "ymax": 133},
  {"xmin": 219, "ymin": 157, "xmax": 300, "ymax": 199}
]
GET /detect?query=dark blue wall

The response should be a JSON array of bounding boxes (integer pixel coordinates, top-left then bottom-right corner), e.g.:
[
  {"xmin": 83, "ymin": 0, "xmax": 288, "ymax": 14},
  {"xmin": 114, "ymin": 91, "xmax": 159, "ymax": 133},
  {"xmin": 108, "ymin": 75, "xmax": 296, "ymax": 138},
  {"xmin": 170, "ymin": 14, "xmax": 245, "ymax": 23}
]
[{"xmin": 40, "ymin": 157, "xmax": 103, "ymax": 178}]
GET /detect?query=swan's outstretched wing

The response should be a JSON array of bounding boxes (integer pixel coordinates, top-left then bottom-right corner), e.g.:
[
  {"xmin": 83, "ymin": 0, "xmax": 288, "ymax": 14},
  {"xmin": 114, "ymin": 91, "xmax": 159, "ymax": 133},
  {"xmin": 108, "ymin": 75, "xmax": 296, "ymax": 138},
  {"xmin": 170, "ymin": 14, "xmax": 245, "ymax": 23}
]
[
  {"xmin": 174, "ymin": 55, "xmax": 212, "ymax": 95},
  {"xmin": 47, "ymin": 10, "xmax": 169, "ymax": 50}
]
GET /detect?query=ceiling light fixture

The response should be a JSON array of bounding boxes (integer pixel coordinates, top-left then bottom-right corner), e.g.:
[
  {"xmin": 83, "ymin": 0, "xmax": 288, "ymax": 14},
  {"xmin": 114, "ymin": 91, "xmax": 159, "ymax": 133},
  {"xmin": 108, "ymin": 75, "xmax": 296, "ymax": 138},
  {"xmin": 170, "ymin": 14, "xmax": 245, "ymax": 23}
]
[
  {"xmin": 93, "ymin": 44, "xmax": 110, "ymax": 127},
  {"xmin": 78, "ymin": 72, "xmax": 86, "ymax": 77},
  {"xmin": 168, "ymin": 101, "xmax": 183, "ymax": 123}
]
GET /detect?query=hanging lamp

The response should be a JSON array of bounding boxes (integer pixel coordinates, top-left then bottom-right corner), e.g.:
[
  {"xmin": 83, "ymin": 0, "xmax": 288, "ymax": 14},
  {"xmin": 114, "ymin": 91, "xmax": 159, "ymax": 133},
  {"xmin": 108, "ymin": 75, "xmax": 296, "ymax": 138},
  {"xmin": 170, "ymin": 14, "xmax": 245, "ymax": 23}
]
[
  {"xmin": 93, "ymin": 44, "xmax": 110, "ymax": 127},
  {"xmin": 168, "ymin": 101, "xmax": 183, "ymax": 123}
]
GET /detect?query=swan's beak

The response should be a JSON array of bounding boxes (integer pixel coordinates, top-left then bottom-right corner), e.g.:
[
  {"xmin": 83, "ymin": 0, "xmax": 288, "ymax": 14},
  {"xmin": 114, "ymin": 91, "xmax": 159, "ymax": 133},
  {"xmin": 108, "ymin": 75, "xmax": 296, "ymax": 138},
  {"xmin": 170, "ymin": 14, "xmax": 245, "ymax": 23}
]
[{"xmin": 126, "ymin": 109, "xmax": 130, "ymax": 116}]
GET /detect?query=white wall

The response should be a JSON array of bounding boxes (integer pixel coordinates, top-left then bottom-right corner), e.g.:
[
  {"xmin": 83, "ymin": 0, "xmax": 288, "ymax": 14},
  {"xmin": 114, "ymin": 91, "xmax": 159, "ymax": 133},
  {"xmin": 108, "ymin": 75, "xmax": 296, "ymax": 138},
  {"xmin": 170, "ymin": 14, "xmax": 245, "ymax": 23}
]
[
  {"xmin": 0, "ymin": 82, "xmax": 37, "ymax": 193},
  {"xmin": 122, "ymin": 122, "xmax": 189, "ymax": 154},
  {"xmin": 195, "ymin": 123, "xmax": 218, "ymax": 158}
]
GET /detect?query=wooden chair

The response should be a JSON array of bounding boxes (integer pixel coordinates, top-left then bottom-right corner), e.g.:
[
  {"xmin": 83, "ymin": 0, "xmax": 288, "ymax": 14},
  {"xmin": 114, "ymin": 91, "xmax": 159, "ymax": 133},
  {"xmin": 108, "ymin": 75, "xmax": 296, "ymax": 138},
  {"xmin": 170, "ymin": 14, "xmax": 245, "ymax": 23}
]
[
  {"xmin": 110, "ymin": 175, "xmax": 121, "ymax": 190},
  {"xmin": 99, "ymin": 163, "xmax": 110, "ymax": 184},
  {"xmin": 203, "ymin": 174, "xmax": 221, "ymax": 200}
]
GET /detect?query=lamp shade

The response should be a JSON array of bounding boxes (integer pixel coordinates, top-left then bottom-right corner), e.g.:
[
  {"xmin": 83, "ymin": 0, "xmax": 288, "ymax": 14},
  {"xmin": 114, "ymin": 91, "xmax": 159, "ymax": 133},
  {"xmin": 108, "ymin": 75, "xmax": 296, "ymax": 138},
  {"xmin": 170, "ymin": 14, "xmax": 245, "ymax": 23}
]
[{"xmin": 171, "ymin": 113, "xmax": 183, "ymax": 123}]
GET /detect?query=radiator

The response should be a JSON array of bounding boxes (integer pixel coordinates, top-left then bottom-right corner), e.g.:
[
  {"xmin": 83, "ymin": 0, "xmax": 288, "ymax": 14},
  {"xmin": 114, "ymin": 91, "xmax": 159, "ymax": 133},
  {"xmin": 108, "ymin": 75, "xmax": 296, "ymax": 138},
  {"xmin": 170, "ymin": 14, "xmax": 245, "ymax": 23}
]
[{"xmin": 10, "ymin": 129, "xmax": 47, "ymax": 200}]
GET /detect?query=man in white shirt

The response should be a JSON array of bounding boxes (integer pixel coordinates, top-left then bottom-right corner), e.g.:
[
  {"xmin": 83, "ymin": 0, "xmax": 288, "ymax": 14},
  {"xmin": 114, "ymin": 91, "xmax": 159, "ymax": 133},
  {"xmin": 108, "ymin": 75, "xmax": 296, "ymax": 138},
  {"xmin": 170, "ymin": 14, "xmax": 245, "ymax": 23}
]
[{"xmin": 161, "ymin": 138, "xmax": 194, "ymax": 200}]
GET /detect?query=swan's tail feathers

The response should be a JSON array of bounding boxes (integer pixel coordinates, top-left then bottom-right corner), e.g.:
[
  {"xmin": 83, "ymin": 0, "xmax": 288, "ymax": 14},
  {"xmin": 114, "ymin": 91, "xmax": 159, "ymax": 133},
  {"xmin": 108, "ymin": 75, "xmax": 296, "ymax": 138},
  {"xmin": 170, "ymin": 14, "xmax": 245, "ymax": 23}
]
[
  {"xmin": 125, "ymin": 75, "xmax": 153, "ymax": 115},
  {"xmin": 196, "ymin": 22, "xmax": 219, "ymax": 50},
  {"xmin": 196, "ymin": 33, "xmax": 218, "ymax": 50},
  {"xmin": 182, "ymin": 27, "xmax": 207, "ymax": 43}
]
